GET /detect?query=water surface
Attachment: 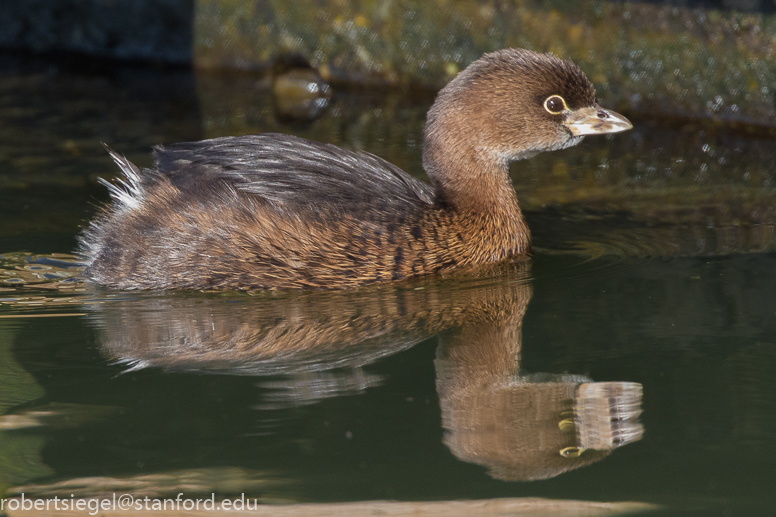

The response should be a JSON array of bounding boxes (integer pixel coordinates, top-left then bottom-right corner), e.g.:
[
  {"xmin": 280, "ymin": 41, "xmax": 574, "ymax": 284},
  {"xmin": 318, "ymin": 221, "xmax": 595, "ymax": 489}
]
[{"xmin": 1, "ymin": 55, "xmax": 775, "ymax": 516}]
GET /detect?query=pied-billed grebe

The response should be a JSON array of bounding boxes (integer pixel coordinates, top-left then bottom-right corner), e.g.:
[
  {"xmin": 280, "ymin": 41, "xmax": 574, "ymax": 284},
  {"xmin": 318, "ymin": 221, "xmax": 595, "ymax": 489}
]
[{"xmin": 79, "ymin": 48, "xmax": 631, "ymax": 290}]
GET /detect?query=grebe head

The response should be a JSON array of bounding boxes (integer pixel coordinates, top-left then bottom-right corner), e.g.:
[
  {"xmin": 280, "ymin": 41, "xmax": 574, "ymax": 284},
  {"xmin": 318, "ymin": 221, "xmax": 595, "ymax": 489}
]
[{"xmin": 422, "ymin": 48, "xmax": 631, "ymax": 205}]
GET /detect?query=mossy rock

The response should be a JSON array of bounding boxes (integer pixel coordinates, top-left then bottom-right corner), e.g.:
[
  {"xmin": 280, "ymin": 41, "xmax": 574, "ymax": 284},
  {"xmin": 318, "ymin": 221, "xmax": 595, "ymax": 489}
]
[{"xmin": 193, "ymin": 0, "xmax": 776, "ymax": 126}]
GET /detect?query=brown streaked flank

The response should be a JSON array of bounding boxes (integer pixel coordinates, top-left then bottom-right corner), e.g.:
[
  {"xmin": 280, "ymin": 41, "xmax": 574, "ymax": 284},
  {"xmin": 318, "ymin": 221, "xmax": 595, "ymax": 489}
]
[{"xmin": 79, "ymin": 48, "xmax": 632, "ymax": 290}]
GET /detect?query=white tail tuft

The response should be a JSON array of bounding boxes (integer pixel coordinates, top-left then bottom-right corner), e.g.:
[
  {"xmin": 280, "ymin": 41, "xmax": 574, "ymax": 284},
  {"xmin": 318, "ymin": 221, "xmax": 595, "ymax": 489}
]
[{"xmin": 100, "ymin": 143, "xmax": 144, "ymax": 210}]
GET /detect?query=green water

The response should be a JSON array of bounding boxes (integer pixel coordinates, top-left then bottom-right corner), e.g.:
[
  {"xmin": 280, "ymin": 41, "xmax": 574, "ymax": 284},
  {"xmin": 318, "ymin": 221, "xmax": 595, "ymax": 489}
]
[{"xmin": 1, "ymin": 55, "xmax": 775, "ymax": 516}]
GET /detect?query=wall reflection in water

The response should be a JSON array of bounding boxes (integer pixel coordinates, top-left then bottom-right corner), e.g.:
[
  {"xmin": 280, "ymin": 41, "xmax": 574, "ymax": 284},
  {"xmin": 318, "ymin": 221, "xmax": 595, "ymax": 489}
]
[{"xmin": 86, "ymin": 262, "xmax": 643, "ymax": 481}]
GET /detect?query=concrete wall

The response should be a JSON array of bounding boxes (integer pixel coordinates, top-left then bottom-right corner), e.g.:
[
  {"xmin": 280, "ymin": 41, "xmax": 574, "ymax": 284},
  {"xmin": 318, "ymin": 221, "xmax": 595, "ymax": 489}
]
[{"xmin": 1, "ymin": 0, "xmax": 775, "ymax": 126}]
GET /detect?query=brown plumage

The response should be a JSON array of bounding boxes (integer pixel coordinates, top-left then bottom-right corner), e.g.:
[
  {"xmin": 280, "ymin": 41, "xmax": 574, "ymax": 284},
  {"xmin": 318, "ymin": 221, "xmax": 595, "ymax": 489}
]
[{"xmin": 79, "ymin": 48, "xmax": 631, "ymax": 290}]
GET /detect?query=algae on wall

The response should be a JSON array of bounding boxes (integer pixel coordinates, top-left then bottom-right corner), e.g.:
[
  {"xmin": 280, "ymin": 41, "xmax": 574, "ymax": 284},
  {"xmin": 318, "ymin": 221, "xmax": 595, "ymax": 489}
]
[
  {"xmin": 194, "ymin": 0, "xmax": 776, "ymax": 126},
  {"xmin": 1, "ymin": 1, "xmax": 773, "ymax": 125}
]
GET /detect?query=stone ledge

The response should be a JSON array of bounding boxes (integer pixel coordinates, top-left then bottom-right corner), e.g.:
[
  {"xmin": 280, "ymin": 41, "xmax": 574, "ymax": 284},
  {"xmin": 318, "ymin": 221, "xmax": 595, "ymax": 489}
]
[{"xmin": 1, "ymin": 0, "xmax": 774, "ymax": 126}]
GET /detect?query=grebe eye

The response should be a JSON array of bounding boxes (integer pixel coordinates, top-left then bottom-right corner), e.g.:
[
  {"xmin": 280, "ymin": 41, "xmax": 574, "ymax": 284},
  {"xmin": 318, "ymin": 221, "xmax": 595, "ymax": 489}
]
[{"xmin": 544, "ymin": 95, "xmax": 567, "ymax": 114}]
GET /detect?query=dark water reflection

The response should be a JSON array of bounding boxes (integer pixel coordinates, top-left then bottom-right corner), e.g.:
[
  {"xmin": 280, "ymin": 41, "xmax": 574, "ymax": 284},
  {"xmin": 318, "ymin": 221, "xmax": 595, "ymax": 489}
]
[
  {"xmin": 1, "ymin": 55, "xmax": 776, "ymax": 515},
  {"xmin": 82, "ymin": 264, "xmax": 643, "ymax": 483}
]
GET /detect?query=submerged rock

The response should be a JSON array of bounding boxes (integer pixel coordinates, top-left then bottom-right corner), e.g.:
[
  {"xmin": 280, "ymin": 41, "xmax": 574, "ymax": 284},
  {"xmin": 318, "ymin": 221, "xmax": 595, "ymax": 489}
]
[{"xmin": 271, "ymin": 54, "xmax": 332, "ymax": 122}]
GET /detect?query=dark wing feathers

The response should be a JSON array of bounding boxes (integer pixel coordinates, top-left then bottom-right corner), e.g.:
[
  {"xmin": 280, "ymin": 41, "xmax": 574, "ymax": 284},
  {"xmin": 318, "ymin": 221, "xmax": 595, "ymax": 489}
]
[{"xmin": 152, "ymin": 134, "xmax": 434, "ymax": 209}]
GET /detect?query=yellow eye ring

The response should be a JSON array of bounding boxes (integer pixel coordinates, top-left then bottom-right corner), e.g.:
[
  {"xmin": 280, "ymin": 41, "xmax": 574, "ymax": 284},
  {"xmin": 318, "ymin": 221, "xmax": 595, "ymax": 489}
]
[{"xmin": 544, "ymin": 95, "xmax": 568, "ymax": 114}]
